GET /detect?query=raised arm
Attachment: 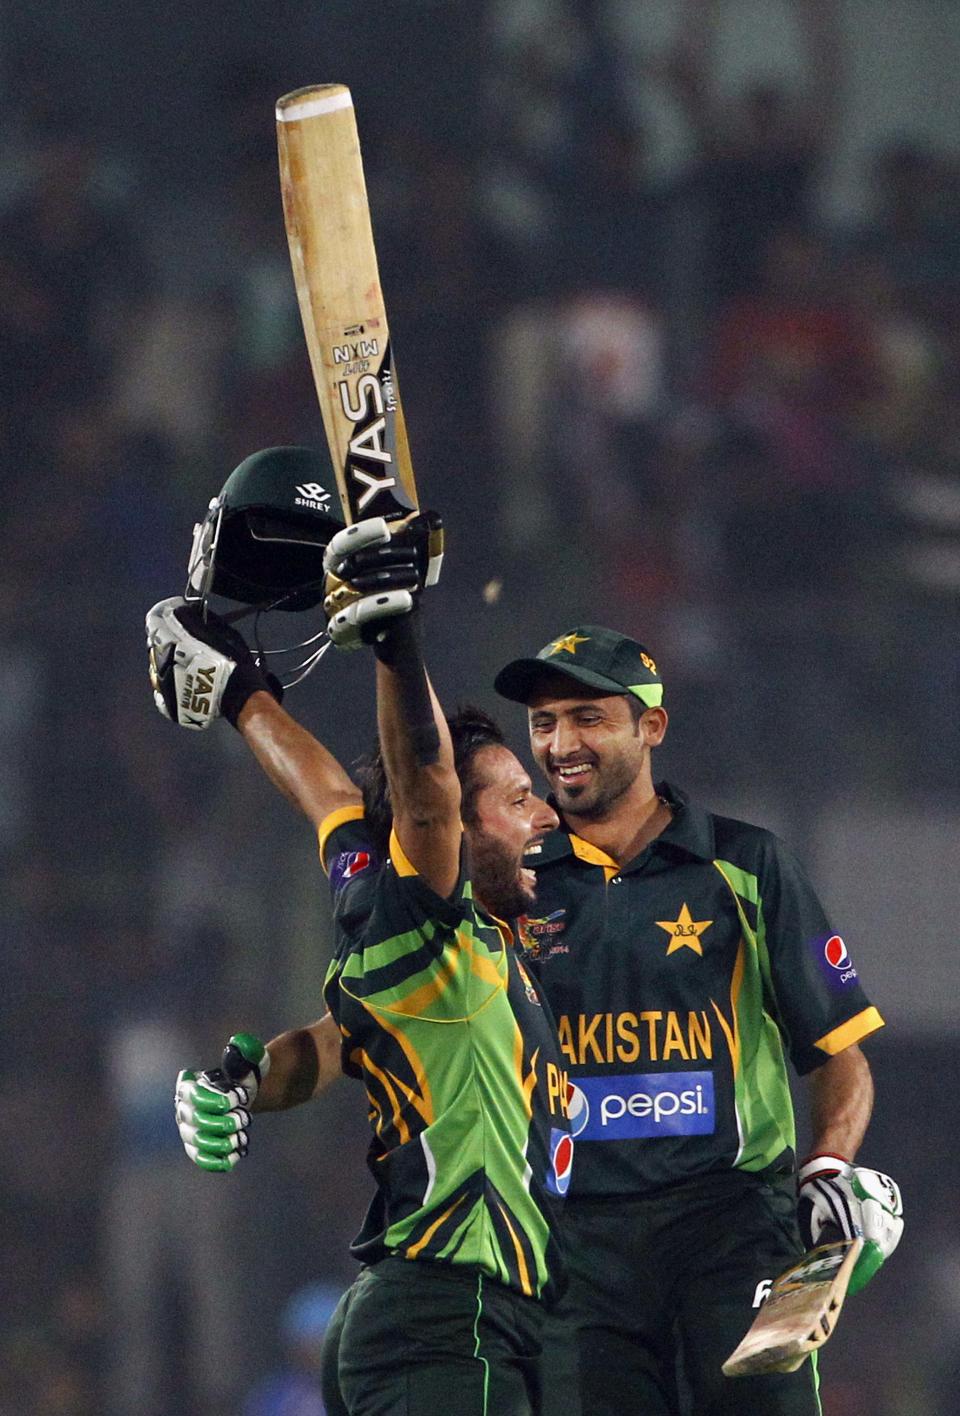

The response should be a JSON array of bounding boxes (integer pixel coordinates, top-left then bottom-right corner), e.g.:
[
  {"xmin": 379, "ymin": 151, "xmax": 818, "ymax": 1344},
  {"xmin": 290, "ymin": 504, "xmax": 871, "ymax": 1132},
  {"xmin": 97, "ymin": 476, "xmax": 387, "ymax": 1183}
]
[
  {"xmin": 146, "ymin": 596, "xmax": 360, "ymax": 826},
  {"xmin": 237, "ymin": 691, "xmax": 359, "ymax": 827},
  {"xmin": 374, "ymin": 619, "xmax": 462, "ymax": 898},
  {"xmin": 321, "ymin": 511, "xmax": 457, "ymax": 896}
]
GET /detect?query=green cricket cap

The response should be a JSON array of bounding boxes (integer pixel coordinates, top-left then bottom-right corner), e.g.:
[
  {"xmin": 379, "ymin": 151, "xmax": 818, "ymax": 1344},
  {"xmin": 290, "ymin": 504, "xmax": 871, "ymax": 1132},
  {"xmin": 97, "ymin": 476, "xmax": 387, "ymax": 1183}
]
[{"xmin": 494, "ymin": 626, "xmax": 664, "ymax": 707}]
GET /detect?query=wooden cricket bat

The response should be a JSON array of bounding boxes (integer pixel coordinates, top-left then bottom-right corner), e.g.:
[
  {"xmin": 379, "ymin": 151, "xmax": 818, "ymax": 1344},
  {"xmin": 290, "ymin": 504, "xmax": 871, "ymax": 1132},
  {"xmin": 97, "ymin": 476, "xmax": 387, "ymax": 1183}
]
[
  {"xmin": 276, "ymin": 84, "xmax": 419, "ymax": 526},
  {"xmin": 722, "ymin": 1236, "xmax": 862, "ymax": 1378}
]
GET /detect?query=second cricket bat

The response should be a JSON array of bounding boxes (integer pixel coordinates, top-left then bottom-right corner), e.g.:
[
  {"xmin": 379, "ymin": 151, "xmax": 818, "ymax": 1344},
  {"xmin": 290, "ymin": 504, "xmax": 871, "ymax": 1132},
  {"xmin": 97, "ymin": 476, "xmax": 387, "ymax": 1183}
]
[
  {"xmin": 276, "ymin": 84, "xmax": 418, "ymax": 526},
  {"xmin": 722, "ymin": 1236, "xmax": 862, "ymax": 1377}
]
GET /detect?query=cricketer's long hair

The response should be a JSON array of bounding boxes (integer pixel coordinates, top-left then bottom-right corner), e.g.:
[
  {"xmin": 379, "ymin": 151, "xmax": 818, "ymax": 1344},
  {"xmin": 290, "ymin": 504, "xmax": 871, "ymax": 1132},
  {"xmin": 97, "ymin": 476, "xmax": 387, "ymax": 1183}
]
[{"xmin": 355, "ymin": 705, "xmax": 505, "ymax": 855}]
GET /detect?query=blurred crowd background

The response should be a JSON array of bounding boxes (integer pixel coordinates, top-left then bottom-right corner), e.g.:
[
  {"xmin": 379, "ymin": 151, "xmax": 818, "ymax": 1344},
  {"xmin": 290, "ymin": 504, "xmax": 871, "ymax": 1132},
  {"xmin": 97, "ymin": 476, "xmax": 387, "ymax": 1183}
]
[{"xmin": 1, "ymin": 1, "xmax": 958, "ymax": 1412}]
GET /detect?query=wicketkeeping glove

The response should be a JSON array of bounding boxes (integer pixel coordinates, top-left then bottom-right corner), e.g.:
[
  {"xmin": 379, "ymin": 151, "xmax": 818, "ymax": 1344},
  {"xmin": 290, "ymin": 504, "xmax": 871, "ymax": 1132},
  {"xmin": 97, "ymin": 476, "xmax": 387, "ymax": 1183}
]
[
  {"xmin": 797, "ymin": 1153, "xmax": 904, "ymax": 1295},
  {"xmin": 322, "ymin": 511, "xmax": 443, "ymax": 650},
  {"xmin": 146, "ymin": 597, "xmax": 281, "ymax": 729},
  {"xmin": 175, "ymin": 1033, "xmax": 269, "ymax": 1172}
]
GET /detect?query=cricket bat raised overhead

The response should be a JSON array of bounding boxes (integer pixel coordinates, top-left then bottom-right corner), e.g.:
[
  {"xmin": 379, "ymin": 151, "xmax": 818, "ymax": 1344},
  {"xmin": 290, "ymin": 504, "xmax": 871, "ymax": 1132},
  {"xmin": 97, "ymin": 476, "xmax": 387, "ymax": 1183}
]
[
  {"xmin": 276, "ymin": 84, "xmax": 418, "ymax": 526},
  {"xmin": 722, "ymin": 1236, "xmax": 862, "ymax": 1378}
]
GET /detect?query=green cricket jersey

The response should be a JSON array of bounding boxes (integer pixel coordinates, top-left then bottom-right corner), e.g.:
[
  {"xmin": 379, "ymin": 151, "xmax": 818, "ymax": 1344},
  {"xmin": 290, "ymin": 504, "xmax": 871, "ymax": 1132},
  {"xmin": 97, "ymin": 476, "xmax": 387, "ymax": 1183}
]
[
  {"xmin": 517, "ymin": 783, "xmax": 884, "ymax": 1198},
  {"xmin": 319, "ymin": 807, "xmax": 571, "ymax": 1303}
]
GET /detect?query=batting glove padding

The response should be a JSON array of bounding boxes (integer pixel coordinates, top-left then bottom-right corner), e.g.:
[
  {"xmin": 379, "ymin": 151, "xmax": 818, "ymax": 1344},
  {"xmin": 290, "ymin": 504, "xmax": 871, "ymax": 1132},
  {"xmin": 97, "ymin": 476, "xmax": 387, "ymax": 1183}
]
[
  {"xmin": 175, "ymin": 1033, "xmax": 269, "ymax": 1173},
  {"xmin": 797, "ymin": 1153, "xmax": 904, "ymax": 1294},
  {"xmin": 322, "ymin": 512, "xmax": 443, "ymax": 650},
  {"xmin": 146, "ymin": 597, "xmax": 280, "ymax": 729}
]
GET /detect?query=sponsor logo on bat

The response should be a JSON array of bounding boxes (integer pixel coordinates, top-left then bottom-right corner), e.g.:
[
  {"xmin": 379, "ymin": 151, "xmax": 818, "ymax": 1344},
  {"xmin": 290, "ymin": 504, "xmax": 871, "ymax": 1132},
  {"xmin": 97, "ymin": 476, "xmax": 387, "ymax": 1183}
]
[
  {"xmin": 337, "ymin": 348, "xmax": 401, "ymax": 514},
  {"xmin": 334, "ymin": 339, "xmax": 379, "ymax": 363}
]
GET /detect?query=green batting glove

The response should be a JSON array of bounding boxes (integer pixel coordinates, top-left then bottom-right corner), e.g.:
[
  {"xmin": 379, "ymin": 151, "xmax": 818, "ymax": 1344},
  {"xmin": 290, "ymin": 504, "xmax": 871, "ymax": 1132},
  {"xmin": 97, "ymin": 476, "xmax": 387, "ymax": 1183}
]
[{"xmin": 174, "ymin": 1033, "xmax": 269, "ymax": 1173}]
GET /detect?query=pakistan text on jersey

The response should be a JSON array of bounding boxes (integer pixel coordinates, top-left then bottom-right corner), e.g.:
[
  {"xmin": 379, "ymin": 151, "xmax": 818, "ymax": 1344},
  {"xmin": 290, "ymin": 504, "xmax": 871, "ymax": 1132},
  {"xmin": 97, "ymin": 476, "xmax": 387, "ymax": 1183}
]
[{"xmin": 557, "ymin": 1009, "xmax": 713, "ymax": 1067}]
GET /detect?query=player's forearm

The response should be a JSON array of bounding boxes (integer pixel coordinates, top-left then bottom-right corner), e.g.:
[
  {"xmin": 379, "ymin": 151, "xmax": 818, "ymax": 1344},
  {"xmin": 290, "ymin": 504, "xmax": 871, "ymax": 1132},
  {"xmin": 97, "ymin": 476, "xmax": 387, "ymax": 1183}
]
[
  {"xmin": 373, "ymin": 621, "xmax": 461, "ymax": 895},
  {"xmin": 237, "ymin": 691, "xmax": 360, "ymax": 826},
  {"xmin": 253, "ymin": 1014, "xmax": 343, "ymax": 1111},
  {"xmin": 806, "ymin": 1045, "xmax": 874, "ymax": 1160},
  {"xmin": 374, "ymin": 629, "xmax": 458, "ymax": 825}
]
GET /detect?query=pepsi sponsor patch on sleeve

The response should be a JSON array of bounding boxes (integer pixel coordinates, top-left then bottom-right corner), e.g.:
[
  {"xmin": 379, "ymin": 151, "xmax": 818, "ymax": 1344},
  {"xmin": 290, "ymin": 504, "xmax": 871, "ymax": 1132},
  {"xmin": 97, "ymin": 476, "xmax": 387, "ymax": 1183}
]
[{"xmin": 810, "ymin": 933, "xmax": 859, "ymax": 986}]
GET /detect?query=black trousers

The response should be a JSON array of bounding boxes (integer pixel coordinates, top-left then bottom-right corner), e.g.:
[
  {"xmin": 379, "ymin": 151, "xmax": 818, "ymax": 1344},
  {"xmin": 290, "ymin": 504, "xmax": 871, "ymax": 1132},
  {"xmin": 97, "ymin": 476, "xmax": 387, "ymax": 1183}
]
[
  {"xmin": 539, "ymin": 1171, "xmax": 822, "ymax": 1416},
  {"xmin": 323, "ymin": 1256, "xmax": 546, "ymax": 1416}
]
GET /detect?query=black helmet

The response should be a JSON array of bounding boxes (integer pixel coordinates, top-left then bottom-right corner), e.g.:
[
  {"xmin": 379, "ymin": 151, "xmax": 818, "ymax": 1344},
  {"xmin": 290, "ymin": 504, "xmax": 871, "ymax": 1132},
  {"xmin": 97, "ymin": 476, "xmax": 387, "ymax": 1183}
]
[
  {"xmin": 186, "ymin": 446, "xmax": 344, "ymax": 612},
  {"xmin": 184, "ymin": 447, "xmax": 344, "ymax": 688}
]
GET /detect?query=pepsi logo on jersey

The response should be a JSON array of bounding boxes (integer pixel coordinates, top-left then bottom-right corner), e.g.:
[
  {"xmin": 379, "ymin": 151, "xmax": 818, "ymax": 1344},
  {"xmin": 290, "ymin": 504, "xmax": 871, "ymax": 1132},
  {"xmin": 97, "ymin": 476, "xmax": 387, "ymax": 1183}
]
[
  {"xmin": 811, "ymin": 932, "xmax": 859, "ymax": 985},
  {"xmin": 546, "ymin": 1127, "xmax": 574, "ymax": 1196}
]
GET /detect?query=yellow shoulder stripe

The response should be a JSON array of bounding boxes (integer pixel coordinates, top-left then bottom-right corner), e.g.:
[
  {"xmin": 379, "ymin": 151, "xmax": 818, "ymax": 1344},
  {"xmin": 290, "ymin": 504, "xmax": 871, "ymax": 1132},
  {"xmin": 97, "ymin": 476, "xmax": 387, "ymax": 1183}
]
[
  {"xmin": 389, "ymin": 827, "xmax": 418, "ymax": 877},
  {"xmin": 317, "ymin": 804, "xmax": 365, "ymax": 873},
  {"xmin": 814, "ymin": 1006, "xmax": 885, "ymax": 1055}
]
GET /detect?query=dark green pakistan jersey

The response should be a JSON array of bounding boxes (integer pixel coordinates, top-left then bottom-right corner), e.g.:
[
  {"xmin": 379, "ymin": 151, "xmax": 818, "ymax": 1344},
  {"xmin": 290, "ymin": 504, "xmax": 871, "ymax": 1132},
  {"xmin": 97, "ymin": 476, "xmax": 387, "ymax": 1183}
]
[
  {"xmin": 517, "ymin": 783, "xmax": 884, "ymax": 1199},
  {"xmin": 319, "ymin": 807, "xmax": 571, "ymax": 1303}
]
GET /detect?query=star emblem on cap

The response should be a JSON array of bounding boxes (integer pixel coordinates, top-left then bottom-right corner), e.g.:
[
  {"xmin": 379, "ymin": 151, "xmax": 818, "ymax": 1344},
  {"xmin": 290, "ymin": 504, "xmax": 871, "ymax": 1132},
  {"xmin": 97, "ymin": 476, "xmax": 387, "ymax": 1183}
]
[
  {"xmin": 548, "ymin": 633, "xmax": 590, "ymax": 656},
  {"xmin": 656, "ymin": 903, "xmax": 713, "ymax": 956}
]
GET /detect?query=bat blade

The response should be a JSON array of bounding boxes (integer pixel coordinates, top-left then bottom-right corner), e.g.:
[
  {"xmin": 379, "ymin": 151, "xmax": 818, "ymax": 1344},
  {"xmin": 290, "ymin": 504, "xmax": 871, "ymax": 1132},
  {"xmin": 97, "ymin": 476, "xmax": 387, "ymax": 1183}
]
[
  {"xmin": 276, "ymin": 84, "xmax": 418, "ymax": 526},
  {"xmin": 722, "ymin": 1236, "xmax": 862, "ymax": 1378}
]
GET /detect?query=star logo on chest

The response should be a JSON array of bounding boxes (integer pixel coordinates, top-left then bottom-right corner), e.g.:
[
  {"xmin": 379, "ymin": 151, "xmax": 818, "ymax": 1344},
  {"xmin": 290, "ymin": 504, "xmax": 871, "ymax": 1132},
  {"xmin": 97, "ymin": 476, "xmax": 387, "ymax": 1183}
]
[{"xmin": 655, "ymin": 903, "xmax": 713, "ymax": 956}]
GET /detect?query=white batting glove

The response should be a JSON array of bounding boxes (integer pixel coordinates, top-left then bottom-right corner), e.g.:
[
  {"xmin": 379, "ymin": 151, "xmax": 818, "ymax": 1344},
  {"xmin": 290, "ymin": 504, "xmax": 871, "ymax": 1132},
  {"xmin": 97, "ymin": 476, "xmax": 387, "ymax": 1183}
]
[
  {"xmin": 797, "ymin": 1153, "xmax": 904, "ymax": 1295},
  {"xmin": 322, "ymin": 513, "xmax": 443, "ymax": 650},
  {"xmin": 146, "ymin": 597, "xmax": 278, "ymax": 729}
]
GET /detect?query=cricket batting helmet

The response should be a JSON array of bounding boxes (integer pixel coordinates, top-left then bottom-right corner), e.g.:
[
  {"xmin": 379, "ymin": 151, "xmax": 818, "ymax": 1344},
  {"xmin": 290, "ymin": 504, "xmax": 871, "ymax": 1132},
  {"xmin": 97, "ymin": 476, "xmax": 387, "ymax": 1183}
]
[
  {"xmin": 186, "ymin": 446, "xmax": 344, "ymax": 611},
  {"xmin": 184, "ymin": 446, "xmax": 344, "ymax": 687}
]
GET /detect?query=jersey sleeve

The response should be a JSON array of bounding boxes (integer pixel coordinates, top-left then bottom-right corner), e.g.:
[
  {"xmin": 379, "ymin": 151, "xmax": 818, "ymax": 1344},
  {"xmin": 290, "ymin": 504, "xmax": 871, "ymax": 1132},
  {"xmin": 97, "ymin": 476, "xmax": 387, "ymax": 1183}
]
[{"xmin": 757, "ymin": 834, "xmax": 884, "ymax": 1075}]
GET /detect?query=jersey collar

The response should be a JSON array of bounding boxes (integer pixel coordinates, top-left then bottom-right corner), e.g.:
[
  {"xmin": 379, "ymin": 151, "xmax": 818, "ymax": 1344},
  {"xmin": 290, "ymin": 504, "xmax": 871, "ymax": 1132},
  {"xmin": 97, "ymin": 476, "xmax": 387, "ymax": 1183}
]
[
  {"xmin": 522, "ymin": 781, "xmax": 716, "ymax": 870},
  {"xmin": 651, "ymin": 781, "xmax": 717, "ymax": 862}
]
